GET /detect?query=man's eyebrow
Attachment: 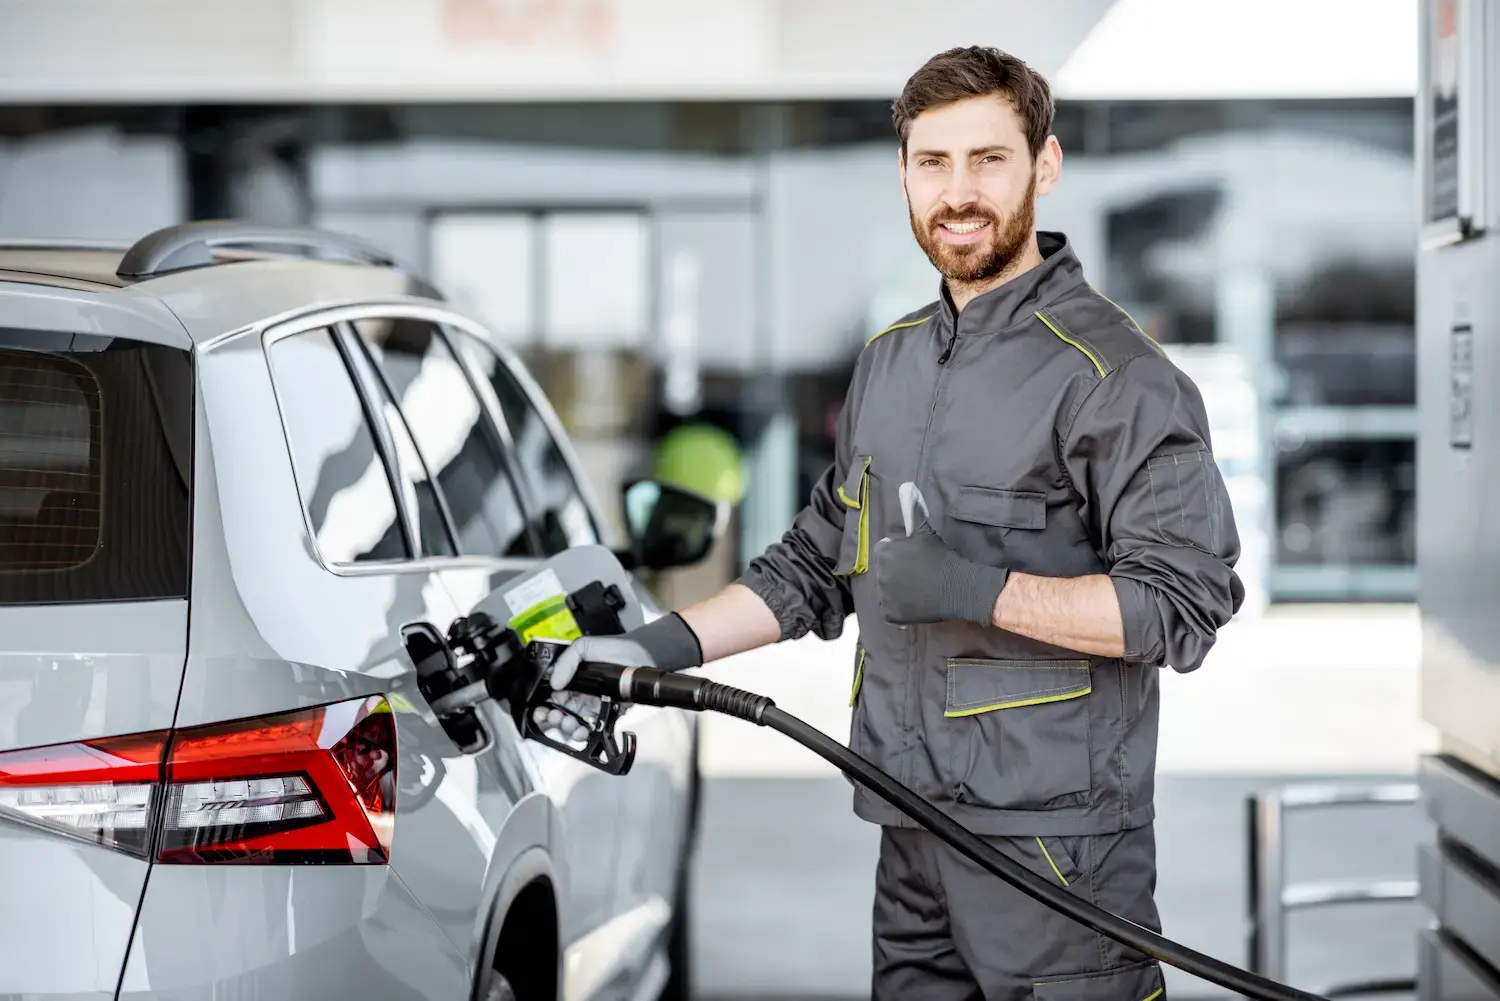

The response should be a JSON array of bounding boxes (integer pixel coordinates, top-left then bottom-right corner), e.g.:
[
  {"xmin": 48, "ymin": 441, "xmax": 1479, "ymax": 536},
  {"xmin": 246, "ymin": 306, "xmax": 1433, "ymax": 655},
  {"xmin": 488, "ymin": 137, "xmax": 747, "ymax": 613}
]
[{"xmin": 909, "ymin": 144, "xmax": 1016, "ymax": 159}]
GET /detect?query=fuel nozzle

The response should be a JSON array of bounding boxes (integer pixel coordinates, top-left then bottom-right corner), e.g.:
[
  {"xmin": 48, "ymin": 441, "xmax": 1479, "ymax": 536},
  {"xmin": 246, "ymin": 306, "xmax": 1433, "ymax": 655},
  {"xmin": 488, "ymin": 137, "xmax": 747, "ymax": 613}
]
[{"xmin": 515, "ymin": 640, "xmax": 638, "ymax": 774}]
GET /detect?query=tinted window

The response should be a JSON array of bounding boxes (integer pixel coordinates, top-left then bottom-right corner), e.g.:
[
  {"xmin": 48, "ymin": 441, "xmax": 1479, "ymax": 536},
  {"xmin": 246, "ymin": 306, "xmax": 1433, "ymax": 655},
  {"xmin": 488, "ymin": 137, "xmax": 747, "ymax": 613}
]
[
  {"xmin": 0, "ymin": 330, "xmax": 191, "ymax": 604},
  {"xmin": 453, "ymin": 332, "xmax": 600, "ymax": 554},
  {"xmin": 268, "ymin": 328, "xmax": 407, "ymax": 565},
  {"xmin": 370, "ymin": 380, "xmax": 456, "ymax": 559},
  {"xmin": 353, "ymin": 318, "xmax": 533, "ymax": 559}
]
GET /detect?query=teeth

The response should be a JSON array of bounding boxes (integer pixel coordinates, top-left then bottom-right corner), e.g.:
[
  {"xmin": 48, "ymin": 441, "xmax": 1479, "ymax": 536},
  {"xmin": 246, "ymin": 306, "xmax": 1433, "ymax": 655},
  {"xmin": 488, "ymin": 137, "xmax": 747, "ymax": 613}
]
[{"xmin": 943, "ymin": 221, "xmax": 988, "ymax": 233}]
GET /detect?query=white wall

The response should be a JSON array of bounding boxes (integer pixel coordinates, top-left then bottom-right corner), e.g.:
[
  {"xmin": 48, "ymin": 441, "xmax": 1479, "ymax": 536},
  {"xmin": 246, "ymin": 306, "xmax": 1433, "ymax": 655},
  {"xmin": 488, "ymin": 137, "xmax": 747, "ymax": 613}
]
[
  {"xmin": 0, "ymin": 0, "xmax": 1114, "ymax": 102},
  {"xmin": 0, "ymin": 127, "xmax": 183, "ymax": 241}
]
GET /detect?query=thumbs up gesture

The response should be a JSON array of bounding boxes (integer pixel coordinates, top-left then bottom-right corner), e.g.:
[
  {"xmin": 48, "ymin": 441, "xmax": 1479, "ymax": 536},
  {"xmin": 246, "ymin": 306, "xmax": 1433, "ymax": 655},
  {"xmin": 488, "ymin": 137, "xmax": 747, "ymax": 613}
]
[{"xmin": 872, "ymin": 482, "xmax": 1011, "ymax": 628}]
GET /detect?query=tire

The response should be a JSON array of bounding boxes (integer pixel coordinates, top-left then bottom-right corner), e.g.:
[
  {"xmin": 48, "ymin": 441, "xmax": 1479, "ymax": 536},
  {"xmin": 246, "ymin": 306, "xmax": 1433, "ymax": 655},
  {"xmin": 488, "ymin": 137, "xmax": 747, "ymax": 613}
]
[{"xmin": 479, "ymin": 971, "xmax": 517, "ymax": 1001}]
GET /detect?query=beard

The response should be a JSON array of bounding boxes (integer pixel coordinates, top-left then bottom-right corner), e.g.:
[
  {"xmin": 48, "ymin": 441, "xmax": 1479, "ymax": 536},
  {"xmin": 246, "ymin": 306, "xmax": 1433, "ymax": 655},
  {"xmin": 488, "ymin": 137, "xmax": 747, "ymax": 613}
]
[{"xmin": 908, "ymin": 169, "xmax": 1037, "ymax": 287}]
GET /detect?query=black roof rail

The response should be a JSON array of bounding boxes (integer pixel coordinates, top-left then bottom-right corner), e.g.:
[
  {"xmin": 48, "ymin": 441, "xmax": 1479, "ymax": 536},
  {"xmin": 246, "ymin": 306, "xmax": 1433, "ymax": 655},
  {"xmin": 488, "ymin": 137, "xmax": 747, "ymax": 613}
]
[{"xmin": 116, "ymin": 220, "xmax": 441, "ymax": 297}]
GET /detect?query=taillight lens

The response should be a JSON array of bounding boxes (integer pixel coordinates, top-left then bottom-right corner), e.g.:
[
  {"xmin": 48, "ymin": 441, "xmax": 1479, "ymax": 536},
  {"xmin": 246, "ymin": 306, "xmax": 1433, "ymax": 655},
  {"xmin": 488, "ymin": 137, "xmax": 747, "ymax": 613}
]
[
  {"xmin": 0, "ymin": 732, "xmax": 164, "ymax": 858},
  {"xmin": 0, "ymin": 695, "xmax": 396, "ymax": 865}
]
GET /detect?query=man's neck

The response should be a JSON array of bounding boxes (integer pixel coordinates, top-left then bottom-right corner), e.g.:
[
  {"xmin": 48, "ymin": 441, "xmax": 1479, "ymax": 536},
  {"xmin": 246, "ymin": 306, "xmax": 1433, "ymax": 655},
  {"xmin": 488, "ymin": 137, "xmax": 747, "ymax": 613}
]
[{"xmin": 947, "ymin": 234, "xmax": 1045, "ymax": 314}]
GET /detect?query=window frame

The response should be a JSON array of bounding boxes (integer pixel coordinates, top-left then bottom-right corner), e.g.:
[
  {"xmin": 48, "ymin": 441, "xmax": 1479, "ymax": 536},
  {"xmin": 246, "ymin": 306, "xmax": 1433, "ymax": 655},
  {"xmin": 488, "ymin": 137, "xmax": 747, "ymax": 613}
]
[
  {"xmin": 343, "ymin": 315, "xmax": 542, "ymax": 561},
  {"xmin": 262, "ymin": 323, "xmax": 415, "ymax": 569},
  {"xmin": 336, "ymin": 319, "xmax": 461, "ymax": 559},
  {"xmin": 255, "ymin": 300, "xmax": 611, "ymax": 579},
  {"xmin": 445, "ymin": 325, "xmax": 610, "ymax": 554}
]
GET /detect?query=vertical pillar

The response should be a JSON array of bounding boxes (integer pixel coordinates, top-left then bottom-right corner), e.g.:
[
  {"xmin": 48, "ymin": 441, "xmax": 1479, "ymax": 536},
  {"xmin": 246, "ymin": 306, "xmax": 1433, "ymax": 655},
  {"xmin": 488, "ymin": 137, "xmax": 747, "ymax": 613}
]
[{"xmin": 1214, "ymin": 246, "xmax": 1276, "ymax": 615}]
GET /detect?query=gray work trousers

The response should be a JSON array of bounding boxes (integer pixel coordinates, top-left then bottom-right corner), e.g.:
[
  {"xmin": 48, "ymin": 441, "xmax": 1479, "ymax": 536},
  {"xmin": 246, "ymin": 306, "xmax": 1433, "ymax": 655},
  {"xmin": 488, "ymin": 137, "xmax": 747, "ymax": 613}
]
[{"xmin": 871, "ymin": 823, "xmax": 1167, "ymax": 1000}]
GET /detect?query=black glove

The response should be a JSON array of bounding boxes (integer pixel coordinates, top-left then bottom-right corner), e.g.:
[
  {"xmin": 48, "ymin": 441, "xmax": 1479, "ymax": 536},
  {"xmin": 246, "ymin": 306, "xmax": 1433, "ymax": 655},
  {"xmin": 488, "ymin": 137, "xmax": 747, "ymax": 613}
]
[{"xmin": 874, "ymin": 512, "xmax": 1009, "ymax": 627}]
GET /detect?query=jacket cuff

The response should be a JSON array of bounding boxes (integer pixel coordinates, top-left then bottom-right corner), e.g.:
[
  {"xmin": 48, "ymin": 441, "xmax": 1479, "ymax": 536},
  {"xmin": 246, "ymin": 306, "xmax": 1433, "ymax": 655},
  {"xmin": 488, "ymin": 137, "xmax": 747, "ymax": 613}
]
[
  {"xmin": 633, "ymin": 611, "xmax": 705, "ymax": 670},
  {"xmin": 1111, "ymin": 575, "xmax": 1157, "ymax": 664},
  {"xmin": 941, "ymin": 554, "xmax": 1010, "ymax": 627},
  {"xmin": 735, "ymin": 568, "xmax": 796, "ymax": 642}
]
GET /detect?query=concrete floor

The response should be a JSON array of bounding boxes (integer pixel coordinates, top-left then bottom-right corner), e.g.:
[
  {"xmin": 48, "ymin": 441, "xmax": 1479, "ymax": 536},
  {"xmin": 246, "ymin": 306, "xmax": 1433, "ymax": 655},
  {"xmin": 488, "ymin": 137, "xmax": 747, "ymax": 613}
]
[
  {"xmin": 681, "ymin": 604, "xmax": 1433, "ymax": 999},
  {"xmin": 688, "ymin": 774, "xmax": 1429, "ymax": 999}
]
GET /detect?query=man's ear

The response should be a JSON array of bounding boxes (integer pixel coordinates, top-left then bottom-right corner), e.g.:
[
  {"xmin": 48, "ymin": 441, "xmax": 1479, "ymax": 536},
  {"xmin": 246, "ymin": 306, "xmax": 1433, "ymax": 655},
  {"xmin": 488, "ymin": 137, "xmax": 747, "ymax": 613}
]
[
  {"xmin": 1035, "ymin": 135, "xmax": 1063, "ymax": 197},
  {"xmin": 898, "ymin": 147, "xmax": 909, "ymax": 206}
]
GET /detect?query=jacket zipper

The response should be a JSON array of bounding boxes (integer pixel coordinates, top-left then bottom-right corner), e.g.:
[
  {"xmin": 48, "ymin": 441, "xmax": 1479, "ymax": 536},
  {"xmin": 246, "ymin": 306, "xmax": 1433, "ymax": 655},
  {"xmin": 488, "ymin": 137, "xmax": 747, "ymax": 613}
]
[
  {"xmin": 937, "ymin": 328, "xmax": 959, "ymax": 365},
  {"xmin": 899, "ymin": 323, "xmax": 958, "ymax": 787}
]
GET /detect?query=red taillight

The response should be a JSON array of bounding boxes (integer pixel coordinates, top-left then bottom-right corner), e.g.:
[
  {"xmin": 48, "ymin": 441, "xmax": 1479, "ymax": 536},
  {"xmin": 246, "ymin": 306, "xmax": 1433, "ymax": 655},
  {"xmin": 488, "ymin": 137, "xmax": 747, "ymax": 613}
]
[
  {"xmin": 0, "ymin": 696, "xmax": 396, "ymax": 865},
  {"xmin": 0, "ymin": 732, "xmax": 165, "ymax": 858}
]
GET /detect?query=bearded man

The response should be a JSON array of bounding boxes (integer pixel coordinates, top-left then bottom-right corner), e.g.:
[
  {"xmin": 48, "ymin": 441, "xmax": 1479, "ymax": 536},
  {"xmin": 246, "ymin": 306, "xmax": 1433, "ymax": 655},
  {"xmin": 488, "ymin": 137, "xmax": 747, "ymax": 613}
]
[{"xmin": 552, "ymin": 45, "xmax": 1244, "ymax": 1000}]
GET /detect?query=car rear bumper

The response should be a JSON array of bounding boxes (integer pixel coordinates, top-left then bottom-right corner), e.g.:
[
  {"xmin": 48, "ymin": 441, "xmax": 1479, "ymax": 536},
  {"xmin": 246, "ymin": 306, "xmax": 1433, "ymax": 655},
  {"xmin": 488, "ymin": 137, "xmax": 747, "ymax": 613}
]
[
  {"xmin": 0, "ymin": 826, "xmax": 148, "ymax": 999},
  {"xmin": 116, "ymin": 865, "xmax": 469, "ymax": 1001}
]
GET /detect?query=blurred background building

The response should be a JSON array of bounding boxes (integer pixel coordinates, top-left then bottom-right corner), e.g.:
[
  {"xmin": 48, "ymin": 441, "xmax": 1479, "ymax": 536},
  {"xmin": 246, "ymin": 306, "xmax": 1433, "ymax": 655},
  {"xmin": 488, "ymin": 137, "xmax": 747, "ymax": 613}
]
[{"xmin": 0, "ymin": 0, "xmax": 1421, "ymax": 608}]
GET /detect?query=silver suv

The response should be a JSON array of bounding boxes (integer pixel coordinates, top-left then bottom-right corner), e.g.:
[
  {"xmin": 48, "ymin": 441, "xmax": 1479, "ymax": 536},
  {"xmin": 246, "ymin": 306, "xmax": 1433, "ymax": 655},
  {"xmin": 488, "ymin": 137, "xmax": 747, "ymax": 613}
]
[{"xmin": 0, "ymin": 223, "xmax": 707, "ymax": 1001}]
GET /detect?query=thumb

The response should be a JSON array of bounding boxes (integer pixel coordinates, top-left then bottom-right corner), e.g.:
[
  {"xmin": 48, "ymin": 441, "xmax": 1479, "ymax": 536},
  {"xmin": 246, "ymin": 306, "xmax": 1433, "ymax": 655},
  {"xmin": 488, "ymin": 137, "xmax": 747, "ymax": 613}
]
[{"xmin": 899, "ymin": 481, "xmax": 930, "ymax": 536}]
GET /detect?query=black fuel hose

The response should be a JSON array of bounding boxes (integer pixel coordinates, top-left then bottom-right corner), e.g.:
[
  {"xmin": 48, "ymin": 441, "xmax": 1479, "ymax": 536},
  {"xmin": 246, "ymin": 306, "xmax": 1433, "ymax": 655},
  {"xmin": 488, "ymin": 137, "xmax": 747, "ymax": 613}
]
[{"xmin": 569, "ymin": 661, "xmax": 1329, "ymax": 1001}]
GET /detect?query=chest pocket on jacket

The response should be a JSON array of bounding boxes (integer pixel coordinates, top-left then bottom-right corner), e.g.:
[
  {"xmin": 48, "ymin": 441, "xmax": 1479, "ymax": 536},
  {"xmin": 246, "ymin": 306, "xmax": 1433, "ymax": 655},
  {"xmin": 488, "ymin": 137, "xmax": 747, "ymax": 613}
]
[
  {"xmin": 945, "ymin": 485, "xmax": 1046, "ymax": 568},
  {"xmin": 834, "ymin": 454, "xmax": 873, "ymax": 576}
]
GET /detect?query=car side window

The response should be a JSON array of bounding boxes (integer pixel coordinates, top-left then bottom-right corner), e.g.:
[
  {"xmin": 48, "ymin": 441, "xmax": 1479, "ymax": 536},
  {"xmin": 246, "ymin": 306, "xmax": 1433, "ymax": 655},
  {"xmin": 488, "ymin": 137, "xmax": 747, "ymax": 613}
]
[
  {"xmin": 352, "ymin": 317, "xmax": 535, "ymax": 559},
  {"xmin": 452, "ymin": 331, "xmax": 601, "ymax": 554},
  {"xmin": 267, "ymin": 327, "xmax": 408, "ymax": 564}
]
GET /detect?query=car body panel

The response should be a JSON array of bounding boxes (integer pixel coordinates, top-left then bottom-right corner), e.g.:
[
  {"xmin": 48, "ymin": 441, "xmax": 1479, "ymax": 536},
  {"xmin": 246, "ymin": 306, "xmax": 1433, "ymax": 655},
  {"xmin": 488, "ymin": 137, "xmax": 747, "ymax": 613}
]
[
  {"xmin": 175, "ymin": 331, "xmax": 450, "ymax": 725},
  {"xmin": 0, "ymin": 247, "xmax": 700, "ymax": 1001},
  {"xmin": 0, "ymin": 600, "xmax": 187, "ymax": 753},
  {"xmin": 182, "ymin": 320, "xmax": 538, "ymax": 974},
  {"xmin": 608, "ymin": 701, "xmax": 695, "ymax": 964},
  {"xmin": 0, "ymin": 828, "xmax": 148, "ymax": 1000},
  {"xmin": 435, "ymin": 563, "xmax": 625, "ymax": 959},
  {"xmin": 0, "ymin": 279, "xmax": 192, "ymax": 349},
  {"xmin": 116, "ymin": 866, "xmax": 469, "ymax": 1000}
]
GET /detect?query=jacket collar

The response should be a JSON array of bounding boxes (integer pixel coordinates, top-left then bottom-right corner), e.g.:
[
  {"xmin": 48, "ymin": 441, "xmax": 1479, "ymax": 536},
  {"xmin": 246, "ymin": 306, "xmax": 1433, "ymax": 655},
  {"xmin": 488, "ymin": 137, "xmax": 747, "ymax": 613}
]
[{"xmin": 934, "ymin": 231, "xmax": 1085, "ymax": 333}]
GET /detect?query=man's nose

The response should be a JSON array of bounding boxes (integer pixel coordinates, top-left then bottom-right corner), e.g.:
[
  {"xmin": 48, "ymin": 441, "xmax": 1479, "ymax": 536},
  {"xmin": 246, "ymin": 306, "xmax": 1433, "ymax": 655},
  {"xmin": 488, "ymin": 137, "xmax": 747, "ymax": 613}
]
[{"xmin": 940, "ymin": 170, "xmax": 981, "ymax": 211}]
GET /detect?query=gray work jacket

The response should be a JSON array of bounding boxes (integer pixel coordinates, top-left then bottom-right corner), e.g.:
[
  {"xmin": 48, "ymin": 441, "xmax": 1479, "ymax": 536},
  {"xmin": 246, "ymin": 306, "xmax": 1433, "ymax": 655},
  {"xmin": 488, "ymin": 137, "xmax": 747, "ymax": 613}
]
[{"xmin": 739, "ymin": 232, "xmax": 1244, "ymax": 837}]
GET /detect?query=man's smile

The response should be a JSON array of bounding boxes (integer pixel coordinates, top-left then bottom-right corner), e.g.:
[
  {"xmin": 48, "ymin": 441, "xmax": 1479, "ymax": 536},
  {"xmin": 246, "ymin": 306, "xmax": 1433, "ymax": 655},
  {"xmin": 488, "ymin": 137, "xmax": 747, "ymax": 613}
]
[{"xmin": 936, "ymin": 218, "xmax": 992, "ymax": 244}]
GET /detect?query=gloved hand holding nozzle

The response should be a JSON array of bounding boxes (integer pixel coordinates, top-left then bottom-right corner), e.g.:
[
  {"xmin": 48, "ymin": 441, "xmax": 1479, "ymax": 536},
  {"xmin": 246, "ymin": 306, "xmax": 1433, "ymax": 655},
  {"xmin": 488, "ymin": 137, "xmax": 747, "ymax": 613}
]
[
  {"xmin": 538, "ymin": 612, "xmax": 705, "ymax": 743},
  {"xmin": 545, "ymin": 611, "xmax": 704, "ymax": 689}
]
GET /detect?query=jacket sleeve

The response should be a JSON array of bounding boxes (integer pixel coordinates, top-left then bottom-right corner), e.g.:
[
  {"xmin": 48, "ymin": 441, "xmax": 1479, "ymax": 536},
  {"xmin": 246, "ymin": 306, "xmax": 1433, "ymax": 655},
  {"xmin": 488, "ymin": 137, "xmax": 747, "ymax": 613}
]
[
  {"xmin": 1060, "ymin": 352, "xmax": 1245, "ymax": 672},
  {"xmin": 734, "ymin": 367, "xmax": 862, "ymax": 642}
]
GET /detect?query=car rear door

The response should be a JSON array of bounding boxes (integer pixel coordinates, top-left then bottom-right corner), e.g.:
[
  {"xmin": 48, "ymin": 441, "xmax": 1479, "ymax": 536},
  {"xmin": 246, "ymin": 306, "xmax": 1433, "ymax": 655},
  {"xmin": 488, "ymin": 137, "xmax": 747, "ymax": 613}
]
[
  {"xmin": 445, "ymin": 325, "xmax": 693, "ymax": 982},
  {"xmin": 340, "ymin": 311, "xmax": 625, "ymax": 968},
  {"xmin": 122, "ymin": 315, "xmax": 474, "ymax": 999}
]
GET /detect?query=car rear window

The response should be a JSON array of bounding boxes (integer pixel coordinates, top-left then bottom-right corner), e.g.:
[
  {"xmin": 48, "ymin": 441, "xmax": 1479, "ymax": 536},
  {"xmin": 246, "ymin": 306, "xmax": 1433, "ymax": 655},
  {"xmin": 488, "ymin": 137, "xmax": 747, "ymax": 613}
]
[{"xmin": 0, "ymin": 329, "xmax": 192, "ymax": 605}]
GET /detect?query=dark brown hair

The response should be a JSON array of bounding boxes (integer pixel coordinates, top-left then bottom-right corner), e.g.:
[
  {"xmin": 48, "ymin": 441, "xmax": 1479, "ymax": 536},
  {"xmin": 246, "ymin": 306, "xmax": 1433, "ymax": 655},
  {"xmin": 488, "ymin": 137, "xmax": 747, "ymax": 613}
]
[{"xmin": 892, "ymin": 46, "xmax": 1055, "ymax": 160}]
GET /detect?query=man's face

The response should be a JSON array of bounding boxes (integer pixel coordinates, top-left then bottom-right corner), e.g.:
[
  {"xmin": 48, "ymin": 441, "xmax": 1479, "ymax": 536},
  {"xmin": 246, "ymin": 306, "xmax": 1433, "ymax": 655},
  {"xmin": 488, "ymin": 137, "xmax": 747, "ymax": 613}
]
[{"xmin": 900, "ymin": 94, "xmax": 1059, "ymax": 285}]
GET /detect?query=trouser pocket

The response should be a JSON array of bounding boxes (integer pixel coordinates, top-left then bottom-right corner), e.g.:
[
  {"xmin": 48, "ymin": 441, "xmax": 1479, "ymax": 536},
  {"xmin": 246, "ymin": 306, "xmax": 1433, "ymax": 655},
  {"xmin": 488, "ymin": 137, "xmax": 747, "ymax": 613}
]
[
  {"xmin": 1031, "ymin": 958, "xmax": 1165, "ymax": 1000},
  {"xmin": 849, "ymin": 643, "xmax": 866, "ymax": 706},
  {"xmin": 945, "ymin": 658, "xmax": 1093, "ymax": 810},
  {"xmin": 833, "ymin": 454, "xmax": 873, "ymax": 576},
  {"xmin": 1028, "ymin": 834, "xmax": 1084, "ymax": 888}
]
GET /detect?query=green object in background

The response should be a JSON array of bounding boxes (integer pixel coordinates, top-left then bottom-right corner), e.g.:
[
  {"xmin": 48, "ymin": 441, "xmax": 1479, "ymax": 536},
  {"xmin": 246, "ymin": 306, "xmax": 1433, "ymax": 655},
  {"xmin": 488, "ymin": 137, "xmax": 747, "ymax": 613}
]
[{"xmin": 652, "ymin": 423, "xmax": 746, "ymax": 505}]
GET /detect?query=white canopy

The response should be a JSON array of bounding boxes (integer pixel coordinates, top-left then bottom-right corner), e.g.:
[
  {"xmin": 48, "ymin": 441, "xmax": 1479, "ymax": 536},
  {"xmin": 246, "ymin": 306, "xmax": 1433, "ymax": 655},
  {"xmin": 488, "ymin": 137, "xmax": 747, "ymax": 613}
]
[{"xmin": 1055, "ymin": 0, "xmax": 1419, "ymax": 100}]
